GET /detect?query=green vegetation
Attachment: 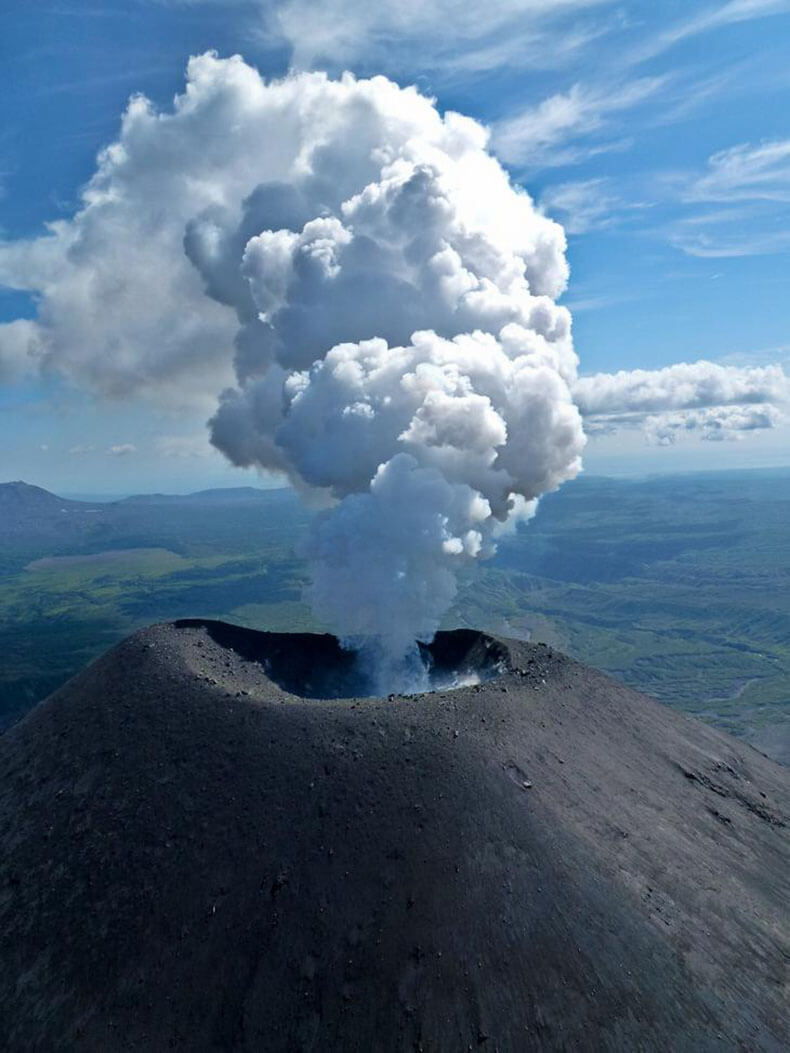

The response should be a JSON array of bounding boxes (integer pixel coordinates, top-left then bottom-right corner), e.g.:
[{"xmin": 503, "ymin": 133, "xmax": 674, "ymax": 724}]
[
  {"xmin": 0, "ymin": 489, "xmax": 315, "ymax": 727},
  {"xmin": 450, "ymin": 470, "xmax": 790, "ymax": 758},
  {"xmin": 1, "ymin": 471, "xmax": 787, "ymax": 761}
]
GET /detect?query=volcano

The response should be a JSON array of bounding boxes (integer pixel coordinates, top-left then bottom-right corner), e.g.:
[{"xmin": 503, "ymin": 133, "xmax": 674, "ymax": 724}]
[{"xmin": 0, "ymin": 619, "xmax": 787, "ymax": 1051}]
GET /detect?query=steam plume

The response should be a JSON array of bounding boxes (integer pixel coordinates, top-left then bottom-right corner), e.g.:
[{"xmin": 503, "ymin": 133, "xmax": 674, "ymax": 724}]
[
  {"xmin": 0, "ymin": 54, "xmax": 583, "ymax": 676},
  {"xmin": 176, "ymin": 64, "xmax": 585, "ymax": 672},
  {"xmin": 4, "ymin": 53, "xmax": 788, "ymax": 681}
]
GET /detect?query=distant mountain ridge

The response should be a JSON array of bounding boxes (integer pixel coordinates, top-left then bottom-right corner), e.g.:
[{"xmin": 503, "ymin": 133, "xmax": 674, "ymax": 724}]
[
  {"xmin": 0, "ymin": 482, "xmax": 103, "ymax": 538},
  {"xmin": 120, "ymin": 486, "xmax": 277, "ymax": 505},
  {"xmin": 0, "ymin": 481, "xmax": 302, "ymax": 572},
  {"xmin": 0, "ymin": 480, "xmax": 95, "ymax": 511},
  {"xmin": 0, "ymin": 480, "xmax": 287, "ymax": 533},
  {"xmin": 1, "ymin": 480, "xmax": 281, "ymax": 507}
]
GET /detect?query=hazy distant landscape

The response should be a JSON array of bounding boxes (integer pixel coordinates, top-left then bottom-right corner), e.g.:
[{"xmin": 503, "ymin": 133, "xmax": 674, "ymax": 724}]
[{"xmin": 1, "ymin": 468, "xmax": 787, "ymax": 763}]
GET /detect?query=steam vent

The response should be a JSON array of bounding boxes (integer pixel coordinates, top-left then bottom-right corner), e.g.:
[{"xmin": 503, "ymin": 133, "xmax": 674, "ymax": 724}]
[{"xmin": 1, "ymin": 620, "xmax": 788, "ymax": 1052}]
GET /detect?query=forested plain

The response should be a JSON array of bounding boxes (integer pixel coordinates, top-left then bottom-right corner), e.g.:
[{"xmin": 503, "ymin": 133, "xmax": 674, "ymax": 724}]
[{"xmin": 1, "ymin": 470, "xmax": 787, "ymax": 762}]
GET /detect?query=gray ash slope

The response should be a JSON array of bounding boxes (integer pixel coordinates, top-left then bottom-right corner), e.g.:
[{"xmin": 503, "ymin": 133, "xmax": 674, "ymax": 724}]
[{"xmin": 0, "ymin": 621, "xmax": 787, "ymax": 1052}]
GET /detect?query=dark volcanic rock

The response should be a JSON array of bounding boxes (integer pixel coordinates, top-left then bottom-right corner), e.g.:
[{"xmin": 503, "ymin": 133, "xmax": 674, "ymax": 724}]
[{"xmin": 0, "ymin": 620, "xmax": 787, "ymax": 1052}]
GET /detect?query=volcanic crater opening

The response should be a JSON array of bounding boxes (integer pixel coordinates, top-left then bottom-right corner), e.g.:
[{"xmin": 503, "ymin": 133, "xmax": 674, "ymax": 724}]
[{"xmin": 176, "ymin": 620, "xmax": 509, "ymax": 699}]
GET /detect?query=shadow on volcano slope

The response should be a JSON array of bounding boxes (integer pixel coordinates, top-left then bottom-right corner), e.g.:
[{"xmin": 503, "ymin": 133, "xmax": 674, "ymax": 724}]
[{"xmin": 0, "ymin": 620, "xmax": 787, "ymax": 1052}]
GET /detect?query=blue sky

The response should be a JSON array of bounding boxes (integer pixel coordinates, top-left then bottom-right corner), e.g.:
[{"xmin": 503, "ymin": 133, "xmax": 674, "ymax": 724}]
[{"xmin": 1, "ymin": 0, "xmax": 789, "ymax": 493}]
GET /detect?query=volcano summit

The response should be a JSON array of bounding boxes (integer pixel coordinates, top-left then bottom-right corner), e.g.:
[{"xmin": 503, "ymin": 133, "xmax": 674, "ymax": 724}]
[{"xmin": 0, "ymin": 620, "xmax": 787, "ymax": 1051}]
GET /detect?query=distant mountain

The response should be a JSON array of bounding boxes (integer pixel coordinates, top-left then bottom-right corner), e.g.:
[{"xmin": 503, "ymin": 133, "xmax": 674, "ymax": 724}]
[
  {"xmin": 0, "ymin": 482, "xmax": 103, "ymax": 538},
  {"xmin": 0, "ymin": 480, "xmax": 285, "ymax": 513},
  {"xmin": 0, "ymin": 480, "xmax": 87, "ymax": 512},
  {"xmin": 0, "ymin": 480, "xmax": 288, "ymax": 529},
  {"xmin": 120, "ymin": 486, "xmax": 281, "ymax": 505},
  {"xmin": 0, "ymin": 480, "xmax": 308, "ymax": 573},
  {"xmin": 0, "ymin": 481, "xmax": 55, "ymax": 505}
]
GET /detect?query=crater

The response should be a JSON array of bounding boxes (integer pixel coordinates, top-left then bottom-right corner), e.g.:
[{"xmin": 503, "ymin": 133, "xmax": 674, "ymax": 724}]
[{"xmin": 174, "ymin": 619, "xmax": 509, "ymax": 699}]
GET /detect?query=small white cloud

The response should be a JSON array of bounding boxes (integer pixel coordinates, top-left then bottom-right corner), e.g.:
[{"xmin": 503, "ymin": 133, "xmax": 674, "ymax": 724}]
[
  {"xmin": 575, "ymin": 359, "xmax": 789, "ymax": 445},
  {"xmin": 644, "ymin": 404, "xmax": 783, "ymax": 445},
  {"xmin": 68, "ymin": 444, "xmax": 96, "ymax": 455},
  {"xmin": 107, "ymin": 443, "xmax": 137, "ymax": 457}
]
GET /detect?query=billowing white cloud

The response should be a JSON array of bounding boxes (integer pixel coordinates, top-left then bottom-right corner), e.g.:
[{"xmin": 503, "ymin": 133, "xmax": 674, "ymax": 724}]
[
  {"xmin": 0, "ymin": 53, "xmax": 570, "ymax": 405},
  {"xmin": 3, "ymin": 48, "xmax": 784, "ymax": 680},
  {"xmin": 0, "ymin": 56, "xmax": 284, "ymax": 405},
  {"xmin": 0, "ymin": 53, "xmax": 583, "ymax": 677},
  {"xmin": 575, "ymin": 359, "xmax": 789, "ymax": 442},
  {"xmin": 181, "ymin": 60, "xmax": 584, "ymax": 669}
]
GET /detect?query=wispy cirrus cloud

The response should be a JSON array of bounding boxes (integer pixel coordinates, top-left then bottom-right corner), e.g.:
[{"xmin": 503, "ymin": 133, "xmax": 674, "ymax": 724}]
[
  {"xmin": 493, "ymin": 56, "xmax": 765, "ymax": 175},
  {"xmin": 260, "ymin": 0, "xmax": 616, "ymax": 78},
  {"xmin": 540, "ymin": 179, "xmax": 617, "ymax": 233},
  {"xmin": 491, "ymin": 76, "xmax": 663, "ymax": 168},
  {"xmin": 667, "ymin": 138, "xmax": 790, "ymax": 257},
  {"xmin": 670, "ymin": 227, "xmax": 790, "ymax": 259},
  {"xmin": 540, "ymin": 177, "xmax": 650, "ymax": 233},
  {"xmin": 162, "ymin": 0, "xmax": 790, "ymax": 78},
  {"xmin": 153, "ymin": 0, "xmax": 618, "ymax": 80},
  {"xmin": 636, "ymin": 0, "xmax": 790, "ymax": 60},
  {"xmin": 686, "ymin": 139, "xmax": 790, "ymax": 204},
  {"xmin": 720, "ymin": 344, "xmax": 790, "ymax": 369}
]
